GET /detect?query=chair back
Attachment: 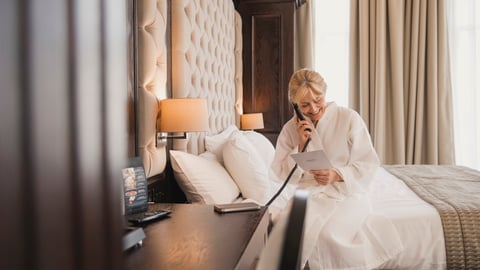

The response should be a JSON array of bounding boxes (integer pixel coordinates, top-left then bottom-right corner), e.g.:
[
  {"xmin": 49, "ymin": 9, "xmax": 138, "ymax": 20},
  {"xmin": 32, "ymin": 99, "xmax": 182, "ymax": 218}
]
[
  {"xmin": 256, "ymin": 189, "xmax": 309, "ymax": 270},
  {"xmin": 280, "ymin": 189, "xmax": 308, "ymax": 270}
]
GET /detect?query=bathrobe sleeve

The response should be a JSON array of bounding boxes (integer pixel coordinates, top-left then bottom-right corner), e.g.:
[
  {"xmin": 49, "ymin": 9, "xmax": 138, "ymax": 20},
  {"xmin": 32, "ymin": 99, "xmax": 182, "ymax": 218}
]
[
  {"xmin": 329, "ymin": 109, "xmax": 380, "ymax": 194},
  {"xmin": 271, "ymin": 118, "xmax": 305, "ymax": 184}
]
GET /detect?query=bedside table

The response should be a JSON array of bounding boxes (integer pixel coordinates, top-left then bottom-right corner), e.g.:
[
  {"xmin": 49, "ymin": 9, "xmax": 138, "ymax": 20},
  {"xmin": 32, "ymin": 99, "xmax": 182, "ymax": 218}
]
[{"xmin": 124, "ymin": 203, "xmax": 269, "ymax": 270}]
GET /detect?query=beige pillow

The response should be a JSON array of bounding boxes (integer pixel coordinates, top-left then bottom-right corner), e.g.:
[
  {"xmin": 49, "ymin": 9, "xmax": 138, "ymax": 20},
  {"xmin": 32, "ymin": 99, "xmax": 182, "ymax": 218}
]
[
  {"xmin": 222, "ymin": 132, "xmax": 271, "ymax": 204},
  {"xmin": 242, "ymin": 130, "xmax": 275, "ymax": 167},
  {"xmin": 170, "ymin": 150, "xmax": 240, "ymax": 204},
  {"xmin": 204, "ymin": 125, "xmax": 239, "ymax": 164}
]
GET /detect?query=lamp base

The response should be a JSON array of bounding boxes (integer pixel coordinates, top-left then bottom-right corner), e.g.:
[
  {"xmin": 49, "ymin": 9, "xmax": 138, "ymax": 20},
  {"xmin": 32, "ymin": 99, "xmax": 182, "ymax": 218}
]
[{"xmin": 156, "ymin": 132, "xmax": 187, "ymax": 146}]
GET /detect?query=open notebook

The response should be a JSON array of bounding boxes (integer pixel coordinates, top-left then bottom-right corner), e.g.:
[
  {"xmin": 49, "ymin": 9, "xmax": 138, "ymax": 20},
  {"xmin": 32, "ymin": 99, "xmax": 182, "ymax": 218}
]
[{"xmin": 122, "ymin": 157, "xmax": 171, "ymax": 224}]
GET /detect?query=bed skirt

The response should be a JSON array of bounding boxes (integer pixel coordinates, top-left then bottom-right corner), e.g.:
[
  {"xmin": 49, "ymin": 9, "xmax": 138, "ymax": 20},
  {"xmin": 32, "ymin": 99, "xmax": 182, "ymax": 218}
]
[{"xmin": 384, "ymin": 165, "xmax": 480, "ymax": 269}]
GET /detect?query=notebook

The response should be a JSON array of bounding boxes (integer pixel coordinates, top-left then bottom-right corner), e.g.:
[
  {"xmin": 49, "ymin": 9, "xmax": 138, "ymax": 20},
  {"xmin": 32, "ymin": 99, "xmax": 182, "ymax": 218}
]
[{"xmin": 122, "ymin": 157, "xmax": 171, "ymax": 224}]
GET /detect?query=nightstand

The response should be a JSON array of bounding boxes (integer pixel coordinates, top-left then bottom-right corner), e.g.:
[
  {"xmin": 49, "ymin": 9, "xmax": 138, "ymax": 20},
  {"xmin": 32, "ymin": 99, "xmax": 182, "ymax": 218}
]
[
  {"xmin": 124, "ymin": 203, "xmax": 269, "ymax": 270},
  {"xmin": 146, "ymin": 163, "xmax": 187, "ymax": 203}
]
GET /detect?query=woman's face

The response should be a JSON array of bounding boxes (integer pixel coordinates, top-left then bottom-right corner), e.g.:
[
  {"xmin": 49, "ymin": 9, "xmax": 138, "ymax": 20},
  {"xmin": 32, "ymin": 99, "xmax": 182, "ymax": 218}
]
[{"xmin": 298, "ymin": 90, "xmax": 325, "ymax": 122}]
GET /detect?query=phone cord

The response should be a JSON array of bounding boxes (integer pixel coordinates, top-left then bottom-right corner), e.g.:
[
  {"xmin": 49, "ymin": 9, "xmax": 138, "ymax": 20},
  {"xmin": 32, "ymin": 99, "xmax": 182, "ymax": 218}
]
[{"xmin": 265, "ymin": 137, "xmax": 311, "ymax": 206}]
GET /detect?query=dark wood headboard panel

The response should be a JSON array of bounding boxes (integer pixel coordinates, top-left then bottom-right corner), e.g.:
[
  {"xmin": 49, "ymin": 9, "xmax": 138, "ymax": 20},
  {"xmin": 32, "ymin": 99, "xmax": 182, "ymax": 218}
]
[{"xmin": 235, "ymin": 0, "xmax": 299, "ymax": 145}]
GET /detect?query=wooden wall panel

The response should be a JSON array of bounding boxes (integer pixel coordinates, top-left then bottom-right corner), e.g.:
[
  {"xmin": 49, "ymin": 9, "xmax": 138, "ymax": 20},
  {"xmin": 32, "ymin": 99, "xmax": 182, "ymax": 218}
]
[
  {"xmin": 235, "ymin": 0, "xmax": 296, "ymax": 145},
  {"xmin": 252, "ymin": 15, "xmax": 283, "ymax": 142}
]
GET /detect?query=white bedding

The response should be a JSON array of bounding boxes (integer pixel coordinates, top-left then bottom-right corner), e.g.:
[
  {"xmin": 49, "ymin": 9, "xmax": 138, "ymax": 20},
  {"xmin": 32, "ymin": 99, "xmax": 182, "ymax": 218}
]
[
  {"xmin": 261, "ymin": 167, "xmax": 447, "ymax": 270},
  {"xmin": 371, "ymin": 167, "xmax": 446, "ymax": 270}
]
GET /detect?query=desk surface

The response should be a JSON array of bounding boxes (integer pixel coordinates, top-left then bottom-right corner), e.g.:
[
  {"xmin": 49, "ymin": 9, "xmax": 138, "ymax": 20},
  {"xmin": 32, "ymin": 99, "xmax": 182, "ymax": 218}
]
[{"xmin": 124, "ymin": 203, "xmax": 269, "ymax": 270}]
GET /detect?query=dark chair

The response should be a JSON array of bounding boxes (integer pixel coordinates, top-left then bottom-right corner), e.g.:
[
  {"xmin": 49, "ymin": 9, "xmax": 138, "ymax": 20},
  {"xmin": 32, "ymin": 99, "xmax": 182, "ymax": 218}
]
[
  {"xmin": 256, "ymin": 189, "xmax": 309, "ymax": 270},
  {"xmin": 280, "ymin": 189, "xmax": 308, "ymax": 270}
]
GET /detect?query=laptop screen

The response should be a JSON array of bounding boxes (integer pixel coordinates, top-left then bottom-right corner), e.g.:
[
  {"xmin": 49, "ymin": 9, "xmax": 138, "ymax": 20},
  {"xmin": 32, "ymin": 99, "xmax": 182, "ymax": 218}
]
[{"xmin": 122, "ymin": 157, "xmax": 149, "ymax": 215}]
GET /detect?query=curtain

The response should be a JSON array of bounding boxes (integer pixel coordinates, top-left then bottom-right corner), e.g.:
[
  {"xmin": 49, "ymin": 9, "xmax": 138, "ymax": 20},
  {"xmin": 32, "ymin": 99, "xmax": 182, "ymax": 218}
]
[
  {"xmin": 294, "ymin": 0, "xmax": 314, "ymax": 70},
  {"xmin": 349, "ymin": 0, "xmax": 455, "ymax": 165},
  {"xmin": 447, "ymin": 0, "xmax": 480, "ymax": 171}
]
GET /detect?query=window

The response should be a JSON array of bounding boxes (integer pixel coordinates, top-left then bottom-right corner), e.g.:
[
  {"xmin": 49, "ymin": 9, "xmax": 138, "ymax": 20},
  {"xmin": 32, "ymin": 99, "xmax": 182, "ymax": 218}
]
[
  {"xmin": 312, "ymin": 0, "xmax": 350, "ymax": 107},
  {"xmin": 447, "ymin": 0, "xmax": 480, "ymax": 170}
]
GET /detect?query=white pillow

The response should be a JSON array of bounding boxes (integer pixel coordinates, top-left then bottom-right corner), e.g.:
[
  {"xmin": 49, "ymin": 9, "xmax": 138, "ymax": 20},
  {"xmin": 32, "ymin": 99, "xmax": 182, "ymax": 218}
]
[
  {"xmin": 204, "ymin": 125, "xmax": 239, "ymax": 164},
  {"xmin": 242, "ymin": 130, "xmax": 275, "ymax": 167},
  {"xmin": 198, "ymin": 150, "xmax": 219, "ymax": 162},
  {"xmin": 222, "ymin": 132, "xmax": 271, "ymax": 204},
  {"xmin": 170, "ymin": 150, "xmax": 240, "ymax": 204}
]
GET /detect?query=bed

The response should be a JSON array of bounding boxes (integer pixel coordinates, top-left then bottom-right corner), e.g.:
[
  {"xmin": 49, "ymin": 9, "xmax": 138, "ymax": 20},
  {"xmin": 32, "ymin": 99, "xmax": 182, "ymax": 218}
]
[{"xmin": 135, "ymin": 0, "xmax": 480, "ymax": 269}]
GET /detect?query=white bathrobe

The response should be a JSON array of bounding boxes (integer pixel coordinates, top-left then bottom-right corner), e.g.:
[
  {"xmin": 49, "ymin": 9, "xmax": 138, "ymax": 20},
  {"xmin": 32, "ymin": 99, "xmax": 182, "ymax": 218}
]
[{"xmin": 271, "ymin": 102, "xmax": 403, "ymax": 270}]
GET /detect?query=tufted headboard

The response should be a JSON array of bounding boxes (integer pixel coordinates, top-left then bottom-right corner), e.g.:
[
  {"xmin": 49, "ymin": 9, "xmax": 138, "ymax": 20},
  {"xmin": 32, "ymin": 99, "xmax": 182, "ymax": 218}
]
[
  {"xmin": 136, "ymin": 0, "xmax": 243, "ymax": 178},
  {"xmin": 171, "ymin": 0, "xmax": 243, "ymax": 155},
  {"xmin": 137, "ymin": 0, "xmax": 168, "ymax": 178}
]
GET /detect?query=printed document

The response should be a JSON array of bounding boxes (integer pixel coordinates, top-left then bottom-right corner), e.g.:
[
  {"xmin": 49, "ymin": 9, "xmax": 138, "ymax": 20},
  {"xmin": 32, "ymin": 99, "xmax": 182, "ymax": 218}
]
[{"xmin": 290, "ymin": 150, "xmax": 332, "ymax": 171}]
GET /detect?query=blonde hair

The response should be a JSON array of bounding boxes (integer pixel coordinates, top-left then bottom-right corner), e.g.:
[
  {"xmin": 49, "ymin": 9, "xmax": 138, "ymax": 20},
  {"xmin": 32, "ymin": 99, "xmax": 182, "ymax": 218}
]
[{"xmin": 288, "ymin": 68, "xmax": 327, "ymax": 104}]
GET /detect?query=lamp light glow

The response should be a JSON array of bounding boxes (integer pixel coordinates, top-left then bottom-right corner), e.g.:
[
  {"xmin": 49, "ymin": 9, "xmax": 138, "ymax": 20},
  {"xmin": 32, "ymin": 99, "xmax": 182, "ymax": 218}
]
[
  {"xmin": 240, "ymin": 113, "xmax": 264, "ymax": 130},
  {"xmin": 156, "ymin": 98, "xmax": 209, "ymax": 143}
]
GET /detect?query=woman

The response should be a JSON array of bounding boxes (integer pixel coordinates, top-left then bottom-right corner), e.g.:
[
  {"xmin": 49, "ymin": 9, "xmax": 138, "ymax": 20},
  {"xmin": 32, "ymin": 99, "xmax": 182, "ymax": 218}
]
[{"xmin": 271, "ymin": 68, "xmax": 403, "ymax": 269}]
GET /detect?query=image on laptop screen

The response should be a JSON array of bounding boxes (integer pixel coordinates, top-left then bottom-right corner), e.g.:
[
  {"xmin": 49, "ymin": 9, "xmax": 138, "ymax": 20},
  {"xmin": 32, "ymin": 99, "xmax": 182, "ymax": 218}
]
[{"xmin": 122, "ymin": 157, "xmax": 148, "ymax": 215}]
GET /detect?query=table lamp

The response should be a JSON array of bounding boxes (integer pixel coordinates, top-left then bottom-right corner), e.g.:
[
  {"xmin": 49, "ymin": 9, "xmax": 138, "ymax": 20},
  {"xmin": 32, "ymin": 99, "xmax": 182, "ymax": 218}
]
[{"xmin": 240, "ymin": 113, "xmax": 264, "ymax": 130}]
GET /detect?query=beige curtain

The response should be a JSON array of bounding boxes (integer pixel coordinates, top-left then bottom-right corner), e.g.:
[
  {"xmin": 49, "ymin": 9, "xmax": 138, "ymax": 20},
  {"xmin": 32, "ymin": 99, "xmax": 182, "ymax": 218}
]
[
  {"xmin": 349, "ymin": 0, "xmax": 455, "ymax": 165},
  {"xmin": 294, "ymin": 0, "xmax": 314, "ymax": 70}
]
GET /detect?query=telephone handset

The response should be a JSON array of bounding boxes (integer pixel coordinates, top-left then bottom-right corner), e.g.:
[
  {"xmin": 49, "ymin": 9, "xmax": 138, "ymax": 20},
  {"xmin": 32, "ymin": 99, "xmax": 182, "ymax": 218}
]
[{"xmin": 293, "ymin": 103, "xmax": 312, "ymax": 132}]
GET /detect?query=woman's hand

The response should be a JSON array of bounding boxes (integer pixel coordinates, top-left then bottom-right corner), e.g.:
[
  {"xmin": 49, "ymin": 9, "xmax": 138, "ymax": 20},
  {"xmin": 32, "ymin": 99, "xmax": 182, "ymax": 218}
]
[
  {"xmin": 310, "ymin": 169, "xmax": 342, "ymax": 185},
  {"xmin": 296, "ymin": 118, "xmax": 313, "ymax": 151}
]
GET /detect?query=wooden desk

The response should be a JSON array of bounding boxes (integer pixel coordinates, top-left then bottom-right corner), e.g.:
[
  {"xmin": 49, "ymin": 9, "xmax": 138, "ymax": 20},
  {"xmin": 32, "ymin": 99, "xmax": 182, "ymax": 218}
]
[{"xmin": 124, "ymin": 203, "xmax": 269, "ymax": 270}]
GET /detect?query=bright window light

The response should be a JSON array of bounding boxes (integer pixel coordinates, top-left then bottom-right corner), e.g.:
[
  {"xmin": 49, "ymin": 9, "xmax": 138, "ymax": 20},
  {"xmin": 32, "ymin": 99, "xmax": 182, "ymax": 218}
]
[
  {"xmin": 313, "ymin": 0, "xmax": 350, "ymax": 107},
  {"xmin": 447, "ymin": 0, "xmax": 480, "ymax": 170}
]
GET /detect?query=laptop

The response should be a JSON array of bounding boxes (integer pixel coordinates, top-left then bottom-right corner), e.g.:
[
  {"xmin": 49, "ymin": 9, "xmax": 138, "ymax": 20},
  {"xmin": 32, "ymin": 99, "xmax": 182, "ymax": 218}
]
[{"xmin": 122, "ymin": 157, "xmax": 171, "ymax": 224}]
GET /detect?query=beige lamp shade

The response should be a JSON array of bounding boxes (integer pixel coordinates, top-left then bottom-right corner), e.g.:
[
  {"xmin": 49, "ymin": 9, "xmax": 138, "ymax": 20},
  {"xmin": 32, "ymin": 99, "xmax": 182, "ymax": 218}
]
[
  {"xmin": 158, "ymin": 98, "xmax": 209, "ymax": 132},
  {"xmin": 241, "ymin": 113, "xmax": 264, "ymax": 130}
]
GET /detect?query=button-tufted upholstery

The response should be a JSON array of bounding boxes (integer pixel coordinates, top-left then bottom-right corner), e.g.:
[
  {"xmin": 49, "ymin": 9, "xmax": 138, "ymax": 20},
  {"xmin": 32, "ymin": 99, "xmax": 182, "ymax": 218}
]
[
  {"xmin": 137, "ymin": 0, "xmax": 243, "ymax": 177},
  {"xmin": 171, "ymin": 0, "xmax": 243, "ymax": 155},
  {"xmin": 137, "ymin": 0, "xmax": 168, "ymax": 177}
]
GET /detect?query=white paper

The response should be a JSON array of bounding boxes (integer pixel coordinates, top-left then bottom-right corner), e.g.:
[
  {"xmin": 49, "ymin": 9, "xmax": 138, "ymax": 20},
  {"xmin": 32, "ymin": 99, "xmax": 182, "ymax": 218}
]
[{"xmin": 290, "ymin": 150, "xmax": 333, "ymax": 171}]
